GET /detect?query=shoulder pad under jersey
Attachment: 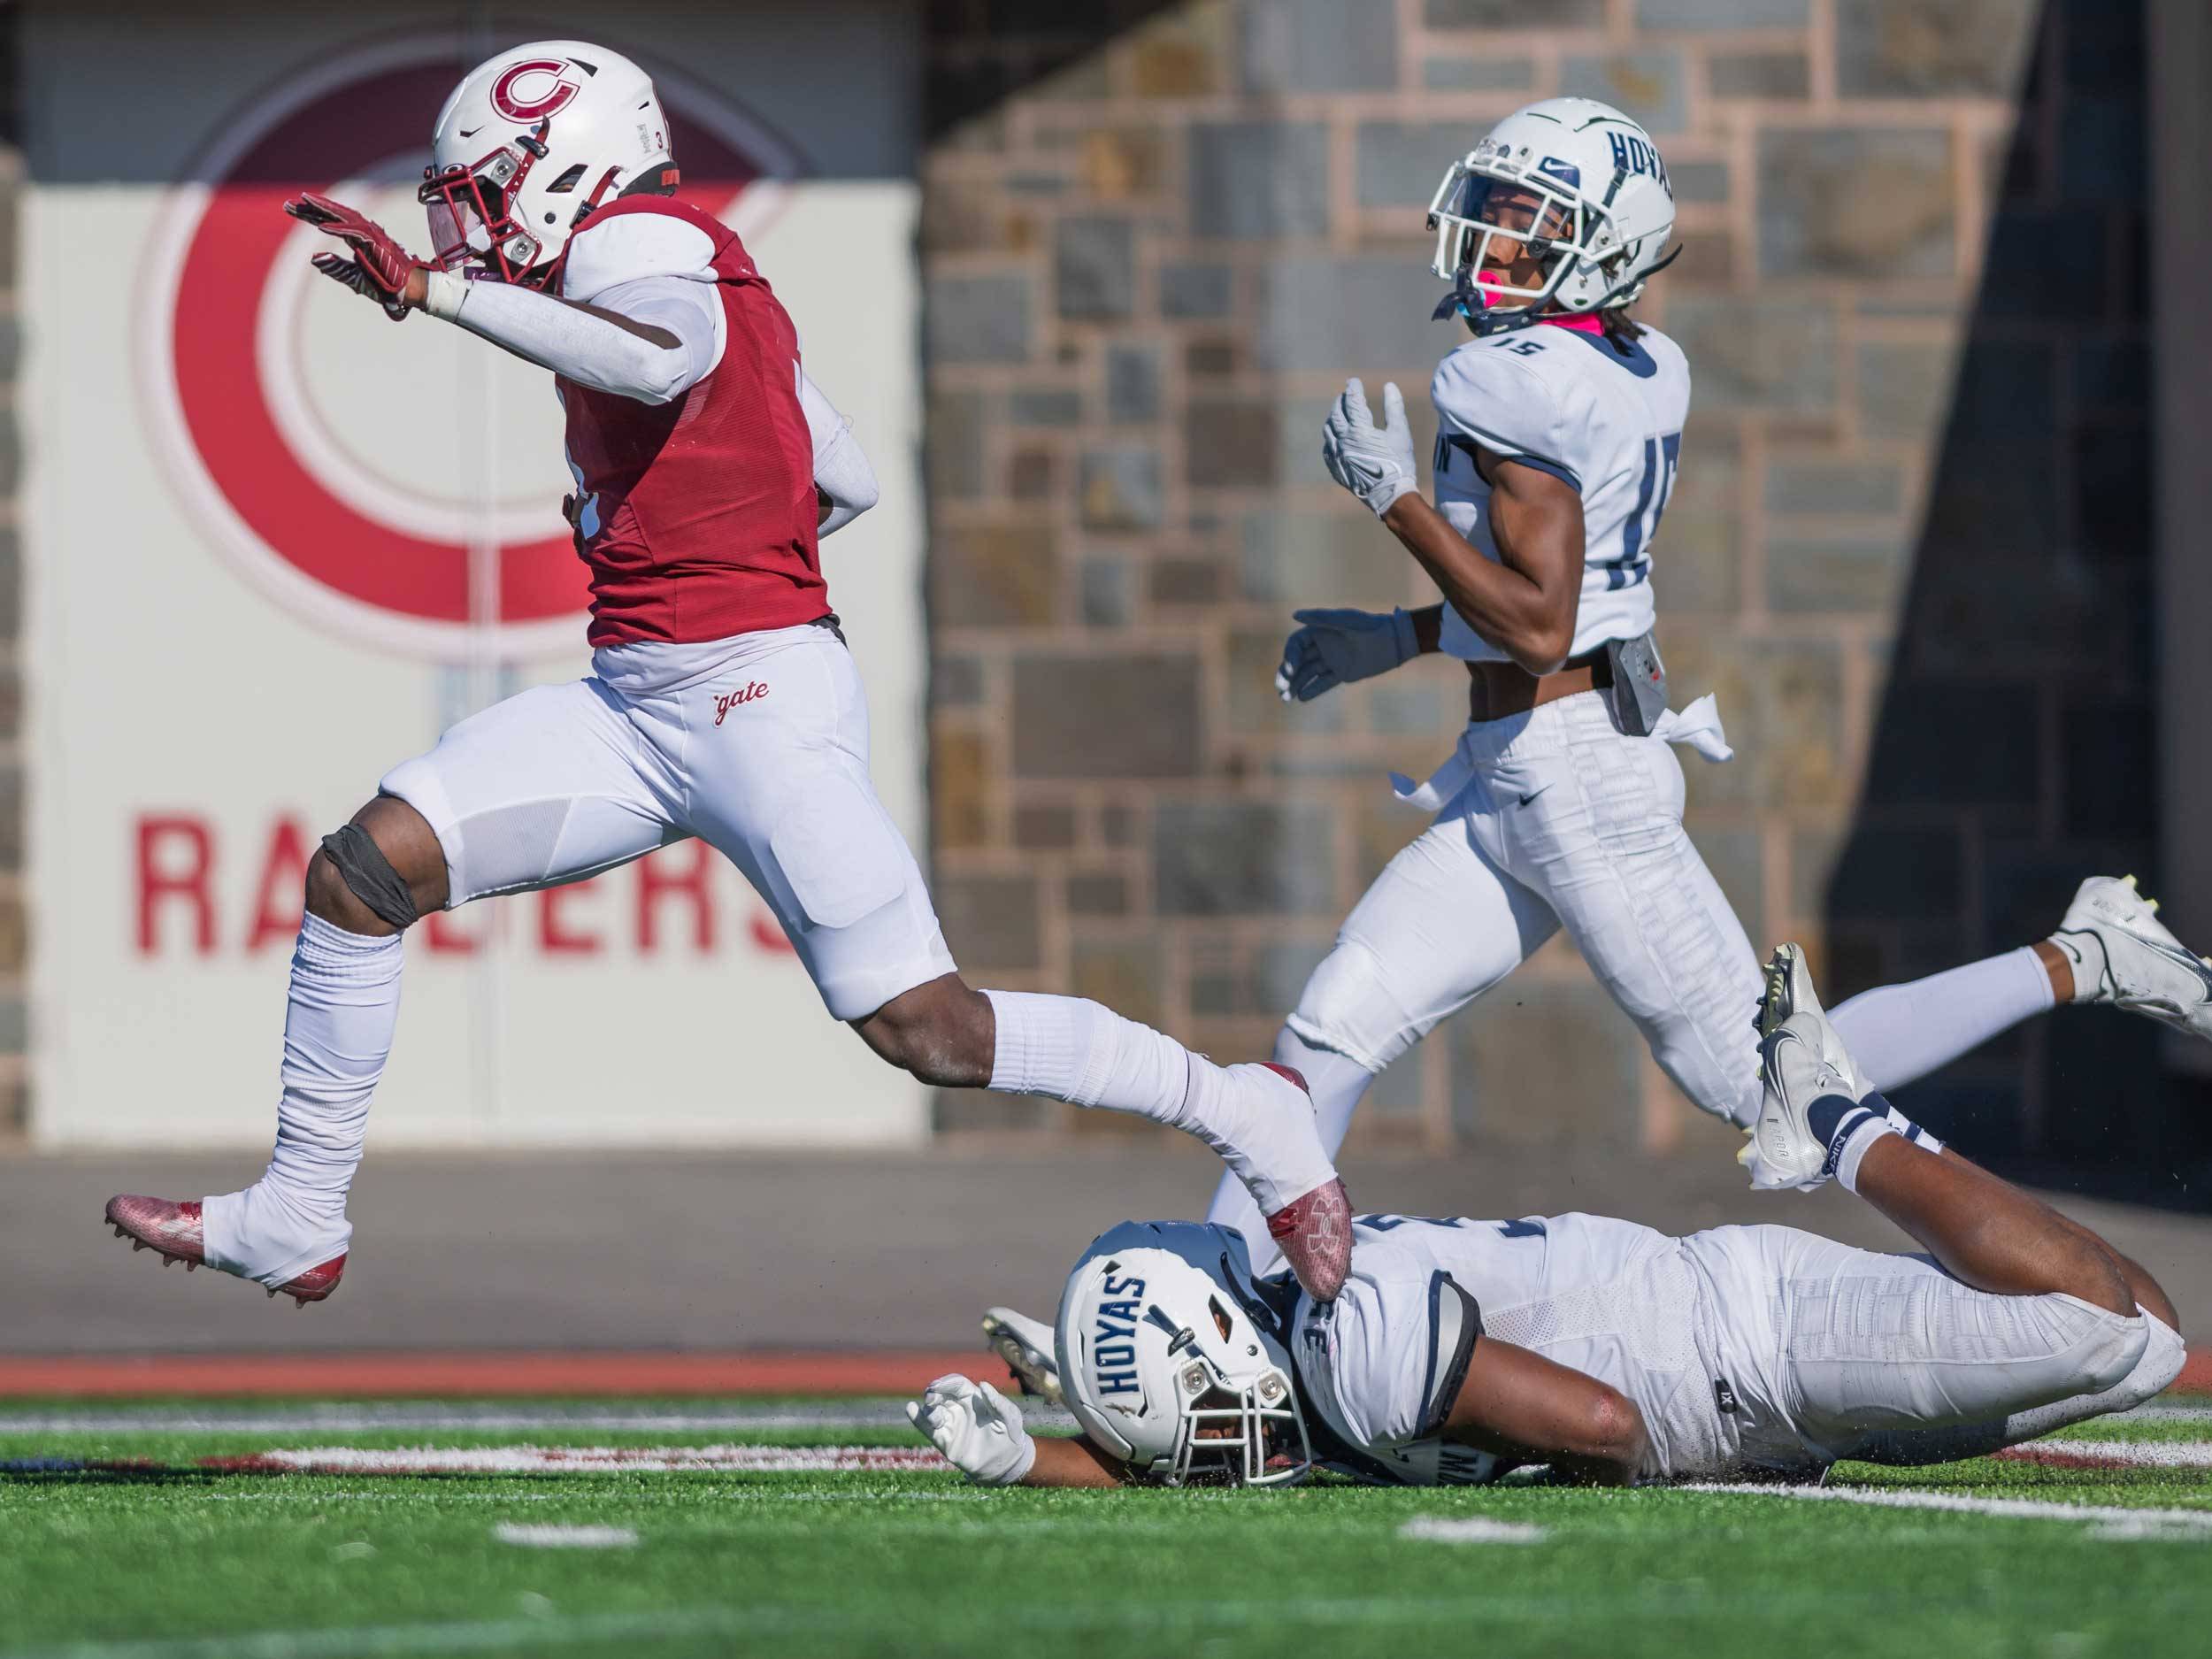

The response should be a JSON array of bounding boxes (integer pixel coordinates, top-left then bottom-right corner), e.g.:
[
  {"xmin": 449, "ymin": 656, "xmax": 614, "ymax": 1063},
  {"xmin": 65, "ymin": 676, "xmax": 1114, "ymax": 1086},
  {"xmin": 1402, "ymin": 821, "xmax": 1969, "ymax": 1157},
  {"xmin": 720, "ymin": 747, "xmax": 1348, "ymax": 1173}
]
[
  {"xmin": 1430, "ymin": 337, "xmax": 1581, "ymax": 492},
  {"xmin": 561, "ymin": 204, "xmax": 723, "ymax": 303}
]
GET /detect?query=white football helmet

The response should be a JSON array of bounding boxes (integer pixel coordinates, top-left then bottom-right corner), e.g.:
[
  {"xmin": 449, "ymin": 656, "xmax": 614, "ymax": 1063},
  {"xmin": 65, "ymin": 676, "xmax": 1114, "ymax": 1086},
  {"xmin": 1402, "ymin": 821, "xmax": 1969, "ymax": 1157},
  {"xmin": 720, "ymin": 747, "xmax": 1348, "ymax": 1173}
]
[
  {"xmin": 1425, "ymin": 96, "xmax": 1678, "ymax": 334},
  {"xmin": 1056, "ymin": 1221, "xmax": 1311, "ymax": 1487},
  {"xmin": 419, "ymin": 41, "xmax": 675, "ymax": 286}
]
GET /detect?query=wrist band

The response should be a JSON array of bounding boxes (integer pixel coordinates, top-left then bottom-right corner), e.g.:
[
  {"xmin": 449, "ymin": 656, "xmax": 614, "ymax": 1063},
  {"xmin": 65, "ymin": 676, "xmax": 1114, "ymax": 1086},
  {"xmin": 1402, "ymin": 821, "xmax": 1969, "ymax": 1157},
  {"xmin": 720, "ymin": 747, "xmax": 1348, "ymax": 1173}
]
[
  {"xmin": 1390, "ymin": 607, "xmax": 1421, "ymax": 664},
  {"xmin": 421, "ymin": 266, "xmax": 467, "ymax": 322}
]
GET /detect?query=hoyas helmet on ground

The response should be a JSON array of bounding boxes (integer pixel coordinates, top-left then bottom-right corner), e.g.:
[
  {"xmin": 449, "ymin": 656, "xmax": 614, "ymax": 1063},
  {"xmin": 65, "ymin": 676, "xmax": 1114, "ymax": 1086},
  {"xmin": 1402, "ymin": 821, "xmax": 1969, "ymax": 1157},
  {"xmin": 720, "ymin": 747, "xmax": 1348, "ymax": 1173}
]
[
  {"xmin": 419, "ymin": 41, "xmax": 677, "ymax": 286},
  {"xmin": 1425, "ymin": 96, "xmax": 1678, "ymax": 334},
  {"xmin": 1055, "ymin": 1220, "xmax": 1311, "ymax": 1486}
]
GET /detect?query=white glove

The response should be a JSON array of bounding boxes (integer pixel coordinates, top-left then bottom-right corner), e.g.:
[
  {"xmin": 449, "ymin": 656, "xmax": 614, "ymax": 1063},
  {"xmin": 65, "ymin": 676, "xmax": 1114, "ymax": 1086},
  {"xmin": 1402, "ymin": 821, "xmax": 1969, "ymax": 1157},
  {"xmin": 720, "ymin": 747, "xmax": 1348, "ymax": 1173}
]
[
  {"xmin": 1321, "ymin": 378, "xmax": 1420, "ymax": 518},
  {"xmin": 1275, "ymin": 607, "xmax": 1420, "ymax": 703},
  {"xmin": 905, "ymin": 1373, "xmax": 1036, "ymax": 1486}
]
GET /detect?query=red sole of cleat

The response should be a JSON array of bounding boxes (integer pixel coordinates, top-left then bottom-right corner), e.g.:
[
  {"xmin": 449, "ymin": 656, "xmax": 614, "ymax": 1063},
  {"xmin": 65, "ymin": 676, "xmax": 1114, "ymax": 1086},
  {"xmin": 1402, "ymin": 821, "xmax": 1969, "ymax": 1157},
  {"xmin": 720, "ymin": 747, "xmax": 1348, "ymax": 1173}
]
[{"xmin": 106, "ymin": 1195, "xmax": 342, "ymax": 1305}]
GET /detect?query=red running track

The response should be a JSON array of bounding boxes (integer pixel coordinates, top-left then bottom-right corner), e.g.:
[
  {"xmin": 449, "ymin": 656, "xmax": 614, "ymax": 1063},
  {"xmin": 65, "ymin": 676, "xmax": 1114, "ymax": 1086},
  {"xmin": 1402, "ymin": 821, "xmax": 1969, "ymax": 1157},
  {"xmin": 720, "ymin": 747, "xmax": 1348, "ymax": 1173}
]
[
  {"xmin": 0, "ymin": 1348, "xmax": 2204, "ymax": 1400},
  {"xmin": 0, "ymin": 1350, "xmax": 987, "ymax": 1397}
]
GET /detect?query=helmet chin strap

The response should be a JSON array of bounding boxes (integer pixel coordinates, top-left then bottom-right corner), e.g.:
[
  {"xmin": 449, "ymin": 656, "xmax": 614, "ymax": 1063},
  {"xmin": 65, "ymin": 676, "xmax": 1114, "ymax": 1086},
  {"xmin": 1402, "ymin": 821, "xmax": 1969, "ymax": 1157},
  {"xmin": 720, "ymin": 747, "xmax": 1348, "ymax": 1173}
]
[
  {"xmin": 1583, "ymin": 241, "xmax": 1684, "ymax": 314},
  {"xmin": 1432, "ymin": 266, "xmax": 1561, "ymax": 338},
  {"xmin": 1432, "ymin": 239, "xmax": 1683, "ymax": 335}
]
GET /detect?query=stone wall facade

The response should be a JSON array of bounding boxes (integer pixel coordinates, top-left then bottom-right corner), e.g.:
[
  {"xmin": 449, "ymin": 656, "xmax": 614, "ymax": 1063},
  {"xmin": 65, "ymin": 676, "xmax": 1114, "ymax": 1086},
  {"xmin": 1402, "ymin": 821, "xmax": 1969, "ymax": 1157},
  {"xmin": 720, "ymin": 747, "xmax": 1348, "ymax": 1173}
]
[
  {"xmin": 1825, "ymin": 0, "xmax": 2185, "ymax": 1180},
  {"xmin": 917, "ymin": 0, "xmax": 2170, "ymax": 1173}
]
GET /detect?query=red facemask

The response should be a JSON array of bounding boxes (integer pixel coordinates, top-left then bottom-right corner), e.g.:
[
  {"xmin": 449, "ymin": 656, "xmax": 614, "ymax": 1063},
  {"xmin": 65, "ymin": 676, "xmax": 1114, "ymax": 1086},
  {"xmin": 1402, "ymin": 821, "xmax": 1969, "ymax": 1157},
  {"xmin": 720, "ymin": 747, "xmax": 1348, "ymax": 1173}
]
[{"xmin": 419, "ymin": 133, "xmax": 550, "ymax": 286}]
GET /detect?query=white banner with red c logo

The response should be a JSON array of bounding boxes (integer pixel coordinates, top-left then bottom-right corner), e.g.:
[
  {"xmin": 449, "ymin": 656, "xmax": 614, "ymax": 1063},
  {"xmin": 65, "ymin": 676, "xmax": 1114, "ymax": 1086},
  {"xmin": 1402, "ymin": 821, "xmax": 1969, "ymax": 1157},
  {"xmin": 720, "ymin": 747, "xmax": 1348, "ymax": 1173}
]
[{"xmin": 26, "ymin": 18, "xmax": 928, "ymax": 1149}]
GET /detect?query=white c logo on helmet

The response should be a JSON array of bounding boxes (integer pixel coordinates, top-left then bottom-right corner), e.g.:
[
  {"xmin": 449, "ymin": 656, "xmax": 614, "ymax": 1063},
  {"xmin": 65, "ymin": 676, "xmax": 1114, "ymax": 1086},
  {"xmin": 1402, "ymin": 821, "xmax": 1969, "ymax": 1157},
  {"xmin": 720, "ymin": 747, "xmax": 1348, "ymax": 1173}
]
[{"xmin": 490, "ymin": 58, "xmax": 580, "ymax": 123}]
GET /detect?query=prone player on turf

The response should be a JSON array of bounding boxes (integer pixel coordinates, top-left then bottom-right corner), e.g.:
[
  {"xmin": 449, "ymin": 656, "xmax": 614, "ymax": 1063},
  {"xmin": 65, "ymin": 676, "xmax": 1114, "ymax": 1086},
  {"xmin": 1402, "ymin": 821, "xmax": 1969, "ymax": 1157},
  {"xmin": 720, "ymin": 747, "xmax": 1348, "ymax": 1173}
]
[{"xmin": 911, "ymin": 948, "xmax": 2185, "ymax": 1488}]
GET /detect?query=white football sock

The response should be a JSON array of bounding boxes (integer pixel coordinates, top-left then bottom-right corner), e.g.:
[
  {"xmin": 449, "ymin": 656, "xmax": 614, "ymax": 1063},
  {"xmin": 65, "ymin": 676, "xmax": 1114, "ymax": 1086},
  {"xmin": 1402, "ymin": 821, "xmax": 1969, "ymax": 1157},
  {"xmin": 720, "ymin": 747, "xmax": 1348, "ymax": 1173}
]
[
  {"xmin": 202, "ymin": 914, "xmax": 403, "ymax": 1284},
  {"xmin": 1204, "ymin": 1028, "xmax": 1376, "ymax": 1265},
  {"xmin": 982, "ymin": 989, "xmax": 1333, "ymax": 1212},
  {"xmin": 1828, "ymin": 1111, "xmax": 1898, "ymax": 1194},
  {"xmin": 1816, "ymin": 1088, "xmax": 1945, "ymax": 1194},
  {"xmin": 1828, "ymin": 946, "xmax": 2055, "ymax": 1094}
]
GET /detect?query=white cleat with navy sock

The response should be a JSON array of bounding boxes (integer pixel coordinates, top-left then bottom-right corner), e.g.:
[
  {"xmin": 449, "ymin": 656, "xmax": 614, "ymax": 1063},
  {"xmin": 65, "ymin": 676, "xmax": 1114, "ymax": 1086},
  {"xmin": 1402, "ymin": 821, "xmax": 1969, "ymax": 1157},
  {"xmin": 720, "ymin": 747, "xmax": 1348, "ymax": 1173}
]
[
  {"xmin": 1742, "ymin": 944, "xmax": 1943, "ymax": 1194},
  {"xmin": 2049, "ymin": 874, "xmax": 2212, "ymax": 1044}
]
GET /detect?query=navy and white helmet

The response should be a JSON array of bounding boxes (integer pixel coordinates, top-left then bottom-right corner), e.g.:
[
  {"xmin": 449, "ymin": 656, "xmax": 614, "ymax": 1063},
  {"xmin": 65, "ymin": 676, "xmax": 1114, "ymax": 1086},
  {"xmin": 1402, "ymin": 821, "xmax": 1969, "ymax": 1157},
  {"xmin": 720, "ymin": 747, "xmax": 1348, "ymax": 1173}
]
[
  {"xmin": 1425, "ymin": 96, "xmax": 1678, "ymax": 333},
  {"xmin": 1055, "ymin": 1221, "xmax": 1311, "ymax": 1487}
]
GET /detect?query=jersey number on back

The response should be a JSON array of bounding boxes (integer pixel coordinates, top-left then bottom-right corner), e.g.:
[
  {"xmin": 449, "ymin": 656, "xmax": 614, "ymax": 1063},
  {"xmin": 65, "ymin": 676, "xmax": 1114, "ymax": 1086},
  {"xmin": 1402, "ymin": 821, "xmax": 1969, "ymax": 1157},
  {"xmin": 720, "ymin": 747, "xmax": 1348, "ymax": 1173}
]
[
  {"xmin": 1362, "ymin": 1214, "xmax": 1548, "ymax": 1240},
  {"xmin": 1604, "ymin": 432, "xmax": 1680, "ymax": 591}
]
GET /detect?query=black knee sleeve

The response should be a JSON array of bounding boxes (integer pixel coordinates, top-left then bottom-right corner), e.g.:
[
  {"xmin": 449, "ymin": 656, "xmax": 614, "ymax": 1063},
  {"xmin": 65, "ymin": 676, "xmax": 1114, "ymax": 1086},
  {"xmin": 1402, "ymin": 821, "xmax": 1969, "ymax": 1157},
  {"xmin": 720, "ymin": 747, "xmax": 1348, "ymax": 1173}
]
[{"xmin": 319, "ymin": 822, "xmax": 421, "ymax": 931}]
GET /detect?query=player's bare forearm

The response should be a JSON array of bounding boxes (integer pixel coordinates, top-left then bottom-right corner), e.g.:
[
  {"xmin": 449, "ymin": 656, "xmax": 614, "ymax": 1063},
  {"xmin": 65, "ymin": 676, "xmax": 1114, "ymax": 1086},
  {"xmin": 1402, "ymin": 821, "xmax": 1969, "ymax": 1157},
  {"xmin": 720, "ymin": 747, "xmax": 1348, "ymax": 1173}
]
[
  {"xmin": 1442, "ymin": 1335, "xmax": 1648, "ymax": 1486},
  {"xmin": 1409, "ymin": 603, "xmax": 1445, "ymax": 655},
  {"xmin": 1018, "ymin": 1434, "xmax": 1129, "ymax": 1488},
  {"xmin": 1381, "ymin": 465, "xmax": 1583, "ymax": 675},
  {"xmin": 1931, "ymin": 1147, "xmax": 2174, "ymax": 1328}
]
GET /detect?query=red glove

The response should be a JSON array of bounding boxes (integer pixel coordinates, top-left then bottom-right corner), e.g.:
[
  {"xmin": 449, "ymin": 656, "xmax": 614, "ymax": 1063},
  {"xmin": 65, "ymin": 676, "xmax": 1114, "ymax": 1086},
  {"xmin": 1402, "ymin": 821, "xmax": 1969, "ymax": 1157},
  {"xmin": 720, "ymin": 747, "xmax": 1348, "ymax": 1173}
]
[{"xmin": 283, "ymin": 191, "xmax": 423, "ymax": 321}]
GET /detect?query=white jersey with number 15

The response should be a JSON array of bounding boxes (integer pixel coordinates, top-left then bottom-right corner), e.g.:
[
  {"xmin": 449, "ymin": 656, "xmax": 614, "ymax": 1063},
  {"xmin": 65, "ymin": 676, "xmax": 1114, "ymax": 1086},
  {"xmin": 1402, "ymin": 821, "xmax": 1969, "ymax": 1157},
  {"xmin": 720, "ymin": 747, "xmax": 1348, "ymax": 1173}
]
[{"xmin": 1427, "ymin": 322, "xmax": 1692, "ymax": 664}]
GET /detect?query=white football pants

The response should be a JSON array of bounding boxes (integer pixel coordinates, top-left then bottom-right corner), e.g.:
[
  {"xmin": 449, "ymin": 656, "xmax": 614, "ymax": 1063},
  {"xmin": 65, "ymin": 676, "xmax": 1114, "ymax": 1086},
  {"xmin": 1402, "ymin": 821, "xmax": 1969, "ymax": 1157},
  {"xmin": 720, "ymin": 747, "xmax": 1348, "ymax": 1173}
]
[
  {"xmin": 209, "ymin": 621, "xmax": 1356, "ymax": 1283},
  {"xmin": 1686, "ymin": 1224, "xmax": 2152, "ymax": 1471},
  {"xmin": 1287, "ymin": 691, "xmax": 1764, "ymax": 1122},
  {"xmin": 383, "ymin": 622, "xmax": 955, "ymax": 1019}
]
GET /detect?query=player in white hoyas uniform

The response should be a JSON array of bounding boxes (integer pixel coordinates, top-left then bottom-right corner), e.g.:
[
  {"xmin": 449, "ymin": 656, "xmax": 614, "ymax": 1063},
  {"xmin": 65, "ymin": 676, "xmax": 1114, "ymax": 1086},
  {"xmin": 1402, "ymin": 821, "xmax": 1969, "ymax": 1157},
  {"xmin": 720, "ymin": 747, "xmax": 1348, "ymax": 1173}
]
[
  {"xmin": 1202, "ymin": 96, "xmax": 2212, "ymax": 1244},
  {"xmin": 101, "ymin": 41, "xmax": 1354, "ymax": 1310},
  {"xmin": 912, "ymin": 951, "xmax": 2186, "ymax": 1490}
]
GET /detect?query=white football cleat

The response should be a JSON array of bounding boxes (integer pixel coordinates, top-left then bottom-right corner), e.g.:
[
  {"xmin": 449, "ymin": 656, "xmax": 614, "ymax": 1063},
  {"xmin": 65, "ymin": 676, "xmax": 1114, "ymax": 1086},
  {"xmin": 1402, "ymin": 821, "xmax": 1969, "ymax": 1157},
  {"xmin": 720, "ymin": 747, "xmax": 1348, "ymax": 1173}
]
[
  {"xmin": 1740, "ymin": 945, "xmax": 1878, "ymax": 1192},
  {"xmin": 1755, "ymin": 942, "xmax": 1872, "ymax": 1099},
  {"xmin": 2050, "ymin": 875, "xmax": 2212, "ymax": 1044},
  {"xmin": 981, "ymin": 1306, "xmax": 1063, "ymax": 1405}
]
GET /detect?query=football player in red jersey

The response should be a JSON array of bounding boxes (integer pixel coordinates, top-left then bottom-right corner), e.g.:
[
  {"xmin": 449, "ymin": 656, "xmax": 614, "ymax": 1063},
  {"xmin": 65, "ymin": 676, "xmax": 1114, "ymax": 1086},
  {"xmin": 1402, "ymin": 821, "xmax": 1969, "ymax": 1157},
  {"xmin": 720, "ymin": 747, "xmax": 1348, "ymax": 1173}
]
[{"xmin": 104, "ymin": 42, "xmax": 1350, "ymax": 1308}]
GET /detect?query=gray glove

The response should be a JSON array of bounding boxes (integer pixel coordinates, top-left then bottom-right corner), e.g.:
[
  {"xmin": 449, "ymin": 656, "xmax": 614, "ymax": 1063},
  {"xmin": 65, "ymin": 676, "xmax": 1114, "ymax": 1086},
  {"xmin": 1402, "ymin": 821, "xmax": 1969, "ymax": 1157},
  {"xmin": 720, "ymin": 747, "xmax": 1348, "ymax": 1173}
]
[
  {"xmin": 1321, "ymin": 378, "xmax": 1419, "ymax": 518},
  {"xmin": 1276, "ymin": 606, "xmax": 1420, "ymax": 703}
]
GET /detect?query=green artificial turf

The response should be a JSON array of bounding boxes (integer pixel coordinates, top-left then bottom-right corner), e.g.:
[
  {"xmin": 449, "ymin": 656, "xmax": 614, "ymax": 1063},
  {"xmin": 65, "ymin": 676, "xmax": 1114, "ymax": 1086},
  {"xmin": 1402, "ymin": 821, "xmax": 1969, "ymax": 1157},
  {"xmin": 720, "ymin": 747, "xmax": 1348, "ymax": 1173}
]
[{"xmin": 3, "ymin": 1398, "xmax": 2208, "ymax": 1659}]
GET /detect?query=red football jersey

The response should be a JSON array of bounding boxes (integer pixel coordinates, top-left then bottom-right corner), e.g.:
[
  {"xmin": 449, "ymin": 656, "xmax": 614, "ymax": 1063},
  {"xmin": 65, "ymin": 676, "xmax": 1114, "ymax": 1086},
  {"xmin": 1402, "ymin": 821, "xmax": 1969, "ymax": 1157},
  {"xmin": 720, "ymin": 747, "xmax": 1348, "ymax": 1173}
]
[{"xmin": 557, "ymin": 197, "xmax": 829, "ymax": 647}]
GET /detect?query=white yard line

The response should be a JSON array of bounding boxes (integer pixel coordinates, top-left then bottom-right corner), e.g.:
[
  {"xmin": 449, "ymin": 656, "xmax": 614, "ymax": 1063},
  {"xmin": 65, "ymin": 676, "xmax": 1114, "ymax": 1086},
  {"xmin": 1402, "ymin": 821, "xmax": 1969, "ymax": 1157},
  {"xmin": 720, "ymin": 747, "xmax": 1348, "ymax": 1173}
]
[
  {"xmin": 211, "ymin": 1443, "xmax": 948, "ymax": 1476},
  {"xmin": 0, "ymin": 1402, "xmax": 1086, "ymax": 1434},
  {"xmin": 489, "ymin": 1523, "xmax": 638, "ymax": 1549},
  {"xmin": 1685, "ymin": 1481, "xmax": 2212, "ymax": 1539}
]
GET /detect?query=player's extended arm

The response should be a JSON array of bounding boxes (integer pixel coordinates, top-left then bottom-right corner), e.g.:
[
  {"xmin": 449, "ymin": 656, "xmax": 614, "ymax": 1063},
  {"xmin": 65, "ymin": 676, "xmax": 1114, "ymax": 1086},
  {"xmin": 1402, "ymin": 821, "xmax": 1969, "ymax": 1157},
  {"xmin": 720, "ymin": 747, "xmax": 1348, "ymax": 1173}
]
[
  {"xmin": 906, "ymin": 1373, "xmax": 1131, "ymax": 1489},
  {"xmin": 282, "ymin": 190, "xmax": 703, "ymax": 403},
  {"xmin": 424, "ymin": 273, "xmax": 710, "ymax": 404},
  {"xmin": 1383, "ymin": 465, "xmax": 1583, "ymax": 676},
  {"xmin": 1440, "ymin": 1335, "xmax": 1649, "ymax": 1486},
  {"xmin": 1023, "ymin": 1434, "xmax": 1133, "ymax": 1488},
  {"xmin": 1320, "ymin": 376, "xmax": 1583, "ymax": 676}
]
